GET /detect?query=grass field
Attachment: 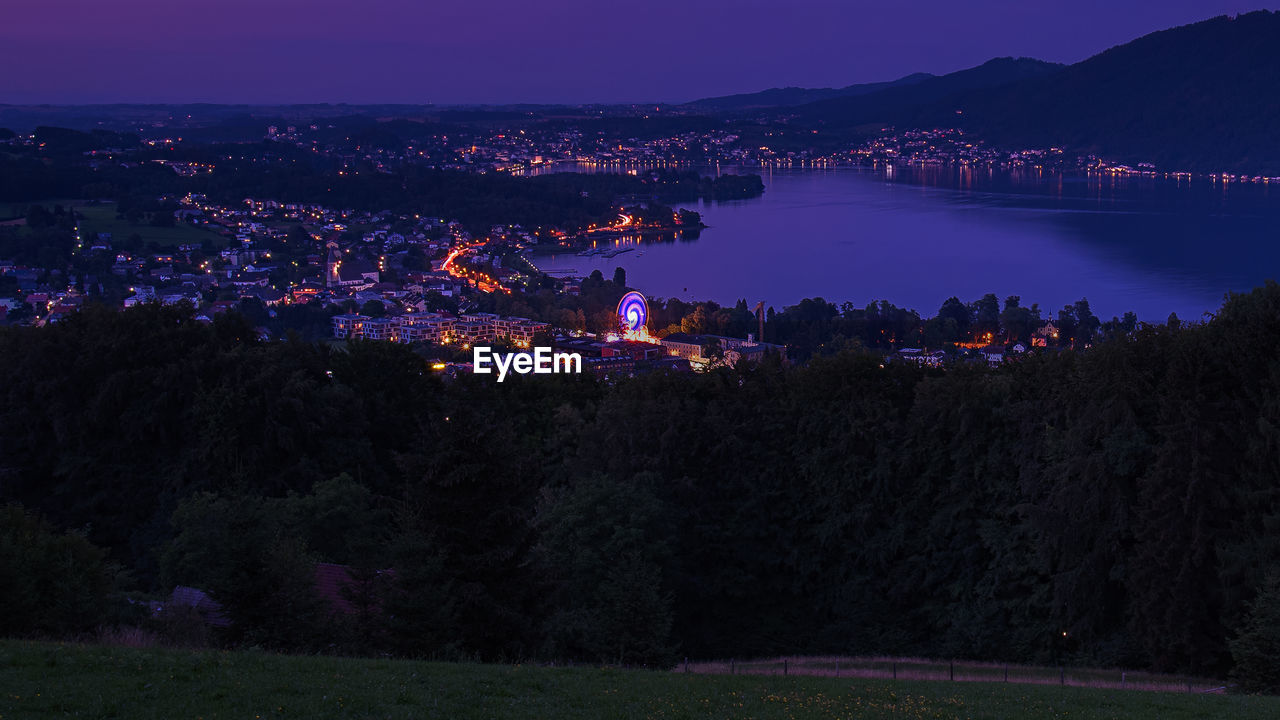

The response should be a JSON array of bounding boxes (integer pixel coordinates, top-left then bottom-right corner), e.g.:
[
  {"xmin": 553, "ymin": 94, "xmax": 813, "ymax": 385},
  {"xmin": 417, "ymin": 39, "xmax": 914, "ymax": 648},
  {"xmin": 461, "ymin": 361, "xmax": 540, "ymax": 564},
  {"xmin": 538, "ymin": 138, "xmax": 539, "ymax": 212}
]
[
  {"xmin": 72, "ymin": 202, "xmax": 226, "ymax": 248},
  {"xmin": 2, "ymin": 641, "xmax": 1276, "ymax": 719},
  {"xmin": 692, "ymin": 656, "xmax": 1222, "ymax": 694},
  {"xmin": 1, "ymin": 199, "xmax": 226, "ymax": 248}
]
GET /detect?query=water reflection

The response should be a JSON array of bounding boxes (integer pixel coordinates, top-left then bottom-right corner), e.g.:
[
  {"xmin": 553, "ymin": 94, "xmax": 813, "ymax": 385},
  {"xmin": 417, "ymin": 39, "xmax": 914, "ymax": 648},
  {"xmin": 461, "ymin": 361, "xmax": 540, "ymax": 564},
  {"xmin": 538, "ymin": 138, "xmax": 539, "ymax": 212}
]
[{"xmin": 532, "ymin": 166, "xmax": 1280, "ymax": 321}]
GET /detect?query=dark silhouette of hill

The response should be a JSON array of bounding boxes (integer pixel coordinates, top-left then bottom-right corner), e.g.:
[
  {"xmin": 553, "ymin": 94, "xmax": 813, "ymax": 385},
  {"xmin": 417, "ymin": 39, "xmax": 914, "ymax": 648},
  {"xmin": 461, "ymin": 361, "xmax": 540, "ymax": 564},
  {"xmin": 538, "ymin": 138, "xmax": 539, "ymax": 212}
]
[
  {"xmin": 789, "ymin": 57, "xmax": 1062, "ymax": 126},
  {"xmin": 931, "ymin": 11, "xmax": 1280, "ymax": 173},
  {"xmin": 783, "ymin": 12, "xmax": 1280, "ymax": 173},
  {"xmin": 684, "ymin": 72, "xmax": 934, "ymax": 111}
]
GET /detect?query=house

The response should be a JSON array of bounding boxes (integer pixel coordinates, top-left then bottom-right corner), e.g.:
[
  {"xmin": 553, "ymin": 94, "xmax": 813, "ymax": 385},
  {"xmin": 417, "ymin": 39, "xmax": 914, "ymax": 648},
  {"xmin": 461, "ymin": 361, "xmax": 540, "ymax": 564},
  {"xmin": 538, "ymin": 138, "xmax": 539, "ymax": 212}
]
[
  {"xmin": 1031, "ymin": 322, "xmax": 1059, "ymax": 348},
  {"xmin": 657, "ymin": 332, "xmax": 704, "ymax": 362},
  {"xmin": 492, "ymin": 316, "xmax": 549, "ymax": 347},
  {"xmin": 313, "ymin": 563, "xmax": 391, "ymax": 617},
  {"xmin": 231, "ymin": 270, "xmax": 270, "ymax": 288},
  {"xmin": 452, "ymin": 319, "xmax": 495, "ymax": 345},
  {"xmin": 978, "ymin": 344, "xmax": 1005, "ymax": 367},
  {"xmin": 397, "ymin": 312, "xmax": 455, "ymax": 343},
  {"xmin": 360, "ymin": 317, "xmax": 399, "ymax": 341},
  {"xmin": 660, "ymin": 332, "xmax": 783, "ymax": 368},
  {"xmin": 164, "ymin": 564, "xmax": 390, "ymax": 630},
  {"xmin": 896, "ymin": 348, "xmax": 946, "ymax": 368},
  {"xmin": 168, "ymin": 586, "xmax": 231, "ymax": 627},
  {"xmin": 333, "ymin": 260, "xmax": 379, "ymax": 289},
  {"xmin": 582, "ymin": 355, "xmax": 636, "ymax": 378},
  {"xmin": 332, "ymin": 313, "xmax": 370, "ymax": 339},
  {"xmin": 243, "ymin": 287, "xmax": 287, "ymax": 306},
  {"xmin": 646, "ymin": 356, "xmax": 692, "ymax": 373},
  {"xmin": 602, "ymin": 340, "xmax": 666, "ymax": 361}
]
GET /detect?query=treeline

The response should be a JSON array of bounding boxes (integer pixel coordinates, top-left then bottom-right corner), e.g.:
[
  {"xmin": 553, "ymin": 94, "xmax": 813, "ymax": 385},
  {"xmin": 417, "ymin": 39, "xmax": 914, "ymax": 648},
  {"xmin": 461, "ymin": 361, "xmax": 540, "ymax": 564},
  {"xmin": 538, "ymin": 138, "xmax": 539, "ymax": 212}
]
[
  {"xmin": 483, "ymin": 274, "xmax": 1130, "ymax": 360},
  {"xmin": 4, "ymin": 285, "xmax": 1280, "ymax": 680},
  {"xmin": 650, "ymin": 170, "xmax": 766, "ymax": 201}
]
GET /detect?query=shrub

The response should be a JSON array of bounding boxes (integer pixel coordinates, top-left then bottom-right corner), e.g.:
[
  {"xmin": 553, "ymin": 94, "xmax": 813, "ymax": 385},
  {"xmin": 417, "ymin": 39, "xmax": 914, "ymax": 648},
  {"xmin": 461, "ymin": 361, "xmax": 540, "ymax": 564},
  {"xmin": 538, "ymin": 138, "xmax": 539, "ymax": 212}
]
[
  {"xmin": 0, "ymin": 503, "xmax": 112, "ymax": 637},
  {"xmin": 1231, "ymin": 574, "xmax": 1280, "ymax": 694}
]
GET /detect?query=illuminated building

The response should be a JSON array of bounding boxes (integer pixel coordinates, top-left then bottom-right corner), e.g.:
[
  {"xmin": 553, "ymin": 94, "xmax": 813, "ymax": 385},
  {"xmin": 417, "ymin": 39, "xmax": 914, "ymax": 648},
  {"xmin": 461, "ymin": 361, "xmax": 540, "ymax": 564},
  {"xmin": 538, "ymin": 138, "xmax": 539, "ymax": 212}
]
[{"xmin": 331, "ymin": 313, "xmax": 370, "ymax": 339}]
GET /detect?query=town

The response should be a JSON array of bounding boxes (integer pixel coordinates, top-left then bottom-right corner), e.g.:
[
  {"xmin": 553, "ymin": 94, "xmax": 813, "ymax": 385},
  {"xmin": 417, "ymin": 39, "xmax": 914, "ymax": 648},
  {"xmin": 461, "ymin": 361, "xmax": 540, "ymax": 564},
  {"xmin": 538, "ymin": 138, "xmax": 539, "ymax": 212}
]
[
  {"xmin": 0, "ymin": 112, "xmax": 1152, "ymax": 370},
  {"xmin": 0, "ymin": 184, "xmax": 1099, "ymax": 376}
]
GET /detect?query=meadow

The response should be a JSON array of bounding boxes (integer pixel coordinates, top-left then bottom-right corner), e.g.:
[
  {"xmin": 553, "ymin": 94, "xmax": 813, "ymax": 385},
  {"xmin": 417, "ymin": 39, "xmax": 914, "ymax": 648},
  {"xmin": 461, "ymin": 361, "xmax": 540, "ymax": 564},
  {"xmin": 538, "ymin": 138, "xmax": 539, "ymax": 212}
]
[
  {"xmin": 71, "ymin": 202, "xmax": 225, "ymax": 248},
  {"xmin": 1, "ymin": 199, "xmax": 225, "ymax": 247},
  {"xmin": 688, "ymin": 656, "xmax": 1223, "ymax": 694},
  {"xmin": 2, "ymin": 640, "xmax": 1276, "ymax": 720}
]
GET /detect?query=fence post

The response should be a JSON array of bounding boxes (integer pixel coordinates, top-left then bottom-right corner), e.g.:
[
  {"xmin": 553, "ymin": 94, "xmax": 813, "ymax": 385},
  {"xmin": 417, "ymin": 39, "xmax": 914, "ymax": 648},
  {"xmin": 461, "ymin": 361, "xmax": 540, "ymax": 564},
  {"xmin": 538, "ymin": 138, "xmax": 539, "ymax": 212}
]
[
  {"xmin": 949, "ymin": 662, "xmax": 954, "ymax": 681},
  {"xmin": 783, "ymin": 659, "xmax": 788, "ymax": 676},
  {"xmin": 1060, "ymin": 667, "xmax": 1065, "ymax": 686},
  {"xmin": 1122, "ymin": 671, "xmax": 1126, "ymax": 690},
  {"xmin": 683, "ymin": 657, "xmax": 688, "ymax": 673},
  {"xmin": 1003, "ymin": 665, "xmax": 1008, "ymax": 683},
  {"xmin": 730, "ymin": 659, "xmax": 735, "ymax": 675},
  {"xmin": 892, "ymin": 662, "xmax": 897, "ymax": 680},
  {"xmin": 835, "ymin": 660, "xmax": 840, "ymax": 678}
]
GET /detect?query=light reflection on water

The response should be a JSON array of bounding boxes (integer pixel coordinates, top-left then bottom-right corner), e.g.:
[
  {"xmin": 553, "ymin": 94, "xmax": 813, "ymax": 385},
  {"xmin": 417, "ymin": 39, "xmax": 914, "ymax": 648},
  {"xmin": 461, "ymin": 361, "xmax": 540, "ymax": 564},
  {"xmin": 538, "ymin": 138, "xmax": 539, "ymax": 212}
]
[{"xmin": 530, "ymin": 165, "xmax": 1280, "ymax": 321}]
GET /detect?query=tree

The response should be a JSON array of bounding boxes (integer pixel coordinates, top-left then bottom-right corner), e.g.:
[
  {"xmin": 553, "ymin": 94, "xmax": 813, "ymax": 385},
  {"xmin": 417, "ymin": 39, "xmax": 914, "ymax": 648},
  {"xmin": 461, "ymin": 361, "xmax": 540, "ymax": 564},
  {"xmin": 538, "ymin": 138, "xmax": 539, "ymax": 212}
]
[
  {"xmin": 700, "ymin": 338, "xmax": 726, "ymax": 367},
  {"xmin": 0, "ymin": 503, "xmax": 113, "ymax": 637},
  {"xmin": 681, "ymin": 306, "xmax": 710, "ymax": 335},
  {"xmin": 971, "ymin": 293, "xmax": 1000, "ymax": 340},
  {"xmin": 612, "ymin": 266, "xmax": 627, "ymax": 288},
  {"xmin": 380, "ymin": 521, "xmax": 458, "ymax": 658},
  {"xmin": 161, "ymin": 493, "xmax": 323, "ymax": 650},
  {"xmin": 417, "ymin": 291, "xmax": 454, "ymax": 314},
  {"xmin": 404, "ymin": 246, "xmax": 428, "ymax": 272},
  {"xmin": 1231, "ymin": 574, "xmax": 1280, "ymax": 693},
  {"xmin": 1073, "ymin": 299, "xmax": 1101, "ymax": 347},
  {"xmin": 937, "ymin": 296, "xmax": 972, "ymax": 340},
  {"xmin": 360, "ymin": 299, "xmax": 386, "ymax": 317},
  {"xmin": 535, "ymin": 473, "xmax": 677, "ymax": 667},
  {"xmin": 1000, "ymin": 296, "xmax": 1041, "ymax": 344},
  {"xmin": 1057, "ymin": 305, "xmax": 1080, "ymax": 348},
  {"xmin": 285, "ymin": 475, "xmax": 391, "ymax": 566}
]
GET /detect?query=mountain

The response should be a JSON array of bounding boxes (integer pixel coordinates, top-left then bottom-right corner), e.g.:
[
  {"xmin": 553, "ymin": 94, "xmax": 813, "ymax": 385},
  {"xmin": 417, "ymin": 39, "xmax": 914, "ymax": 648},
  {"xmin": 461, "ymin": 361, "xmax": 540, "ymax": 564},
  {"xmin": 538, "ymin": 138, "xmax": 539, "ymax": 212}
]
[
  {"xmin": 788, "ymin": 57, "xmax": 1064, "ymax": 126},
  {"xmin": 929, "ymin": 11, "xmax": 1280, "ymax": 173},
  {"xmin": 684, "ymin": 72, "xmax": 934, "ymax": 111},
  {"xmin": 787, "ymin": 11, "xmax": 1280, "ymax": 174}
]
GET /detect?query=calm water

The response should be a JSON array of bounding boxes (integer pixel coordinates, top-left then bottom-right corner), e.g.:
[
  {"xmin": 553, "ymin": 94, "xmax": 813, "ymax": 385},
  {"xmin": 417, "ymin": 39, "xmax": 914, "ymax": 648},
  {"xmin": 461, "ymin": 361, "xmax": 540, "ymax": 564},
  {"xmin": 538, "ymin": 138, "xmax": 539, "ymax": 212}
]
[{"xmin": 532, "ymin": 165, "xmax": 1280, "ymax": 321}]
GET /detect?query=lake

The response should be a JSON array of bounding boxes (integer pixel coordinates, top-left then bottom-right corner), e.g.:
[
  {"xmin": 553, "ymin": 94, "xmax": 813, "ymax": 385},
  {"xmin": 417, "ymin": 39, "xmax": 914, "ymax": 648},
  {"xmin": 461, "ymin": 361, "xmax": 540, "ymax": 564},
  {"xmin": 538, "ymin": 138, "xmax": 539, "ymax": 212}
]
[{"xmin": 531, "ymin": 164, "xmax": 1280, "ymax": 322}]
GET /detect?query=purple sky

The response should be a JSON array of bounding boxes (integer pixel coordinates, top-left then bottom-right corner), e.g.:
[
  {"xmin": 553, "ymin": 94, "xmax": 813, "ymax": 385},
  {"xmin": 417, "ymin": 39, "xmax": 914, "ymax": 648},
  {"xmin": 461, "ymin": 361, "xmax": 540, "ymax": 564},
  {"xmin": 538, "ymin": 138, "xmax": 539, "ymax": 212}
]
[{"xmin": 1, "ymin": 1, "xmax": 1274, "ymax": 105}]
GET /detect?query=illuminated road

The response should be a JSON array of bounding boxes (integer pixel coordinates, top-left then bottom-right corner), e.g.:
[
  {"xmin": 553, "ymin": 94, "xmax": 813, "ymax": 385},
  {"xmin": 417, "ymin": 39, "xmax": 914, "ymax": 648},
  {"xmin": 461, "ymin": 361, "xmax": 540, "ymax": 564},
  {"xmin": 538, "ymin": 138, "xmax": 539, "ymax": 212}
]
[
  {"xmin": 585, "ymin": 213, "xmax": 633, "ymax": 234},
  {"xmin": 442, "ymin": 241, "xmax": 511, "ymax": 295}
]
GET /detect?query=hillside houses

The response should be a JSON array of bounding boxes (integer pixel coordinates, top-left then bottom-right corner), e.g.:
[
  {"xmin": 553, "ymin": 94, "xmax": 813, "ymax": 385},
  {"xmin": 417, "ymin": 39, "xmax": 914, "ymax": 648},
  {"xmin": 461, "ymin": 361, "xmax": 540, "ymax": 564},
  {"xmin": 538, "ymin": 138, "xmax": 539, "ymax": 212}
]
[{"xmin": 332, "ymin": 311, "xmax": 548, "ymax": 347}]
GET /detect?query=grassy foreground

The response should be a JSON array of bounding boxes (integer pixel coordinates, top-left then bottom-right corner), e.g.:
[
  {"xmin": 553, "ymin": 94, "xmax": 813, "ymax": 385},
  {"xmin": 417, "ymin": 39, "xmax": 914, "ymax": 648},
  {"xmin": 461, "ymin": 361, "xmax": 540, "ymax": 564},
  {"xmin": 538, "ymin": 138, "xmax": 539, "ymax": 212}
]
[{"xmin": 2, "ymin": 641, "xmax": 1277, "ymax": 720}]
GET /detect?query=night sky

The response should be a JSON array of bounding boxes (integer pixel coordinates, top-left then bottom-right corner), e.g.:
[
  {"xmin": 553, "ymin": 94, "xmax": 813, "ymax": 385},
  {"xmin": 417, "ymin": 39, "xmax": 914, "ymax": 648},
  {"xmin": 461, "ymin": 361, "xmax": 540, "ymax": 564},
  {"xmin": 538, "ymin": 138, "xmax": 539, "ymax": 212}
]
[{"xmin": 2, "ymin": 1, "xmax": 1274, "ymax": 105}]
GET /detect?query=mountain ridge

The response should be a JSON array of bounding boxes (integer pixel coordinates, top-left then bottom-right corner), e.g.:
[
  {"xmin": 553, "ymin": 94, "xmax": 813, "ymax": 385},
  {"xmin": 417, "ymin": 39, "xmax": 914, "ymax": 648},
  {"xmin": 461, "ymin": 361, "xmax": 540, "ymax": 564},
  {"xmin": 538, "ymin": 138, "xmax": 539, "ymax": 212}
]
[
  {"xmin": 772, "ymin": 11, "xmax": 1280, "ymax": 173},
  {"xmin": 786, "ymin": 57, "xmax": 1065, "ymax": 125},
  {"xmin": 931, "ymin": 10, "xmax": 1280, "ymax": 172},
  {"xmin": 684, "ymin": 72, "xmax": 935, "ymax": 111}
]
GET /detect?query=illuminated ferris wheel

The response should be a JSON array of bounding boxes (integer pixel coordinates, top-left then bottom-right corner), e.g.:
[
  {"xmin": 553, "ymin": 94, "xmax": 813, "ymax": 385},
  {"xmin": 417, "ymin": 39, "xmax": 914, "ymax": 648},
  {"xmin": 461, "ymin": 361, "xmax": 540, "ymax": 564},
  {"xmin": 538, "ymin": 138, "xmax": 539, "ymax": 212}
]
[{"xmin": 617, "ymin": 291, "xmax": 649, "ymax": 334}]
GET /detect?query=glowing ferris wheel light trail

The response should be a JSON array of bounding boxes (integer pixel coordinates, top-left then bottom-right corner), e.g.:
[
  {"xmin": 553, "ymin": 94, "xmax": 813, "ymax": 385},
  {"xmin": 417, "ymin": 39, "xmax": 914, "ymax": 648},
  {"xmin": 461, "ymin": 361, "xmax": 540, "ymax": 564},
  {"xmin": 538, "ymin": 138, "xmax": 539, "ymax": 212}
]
[
  {"xmin": 616, "ymin": 291, "xmax": 657, "ymax": 342},
  {"xmin": 618, "ymin": 291, "xmax": 648, "ymax": 332}
]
